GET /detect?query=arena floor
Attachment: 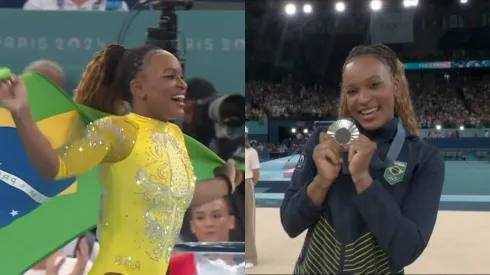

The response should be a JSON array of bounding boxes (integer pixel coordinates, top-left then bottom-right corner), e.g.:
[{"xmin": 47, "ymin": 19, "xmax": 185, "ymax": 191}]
[{"xmin": 248, "ymin": 158, "xmax": 490, "ymax": 274}]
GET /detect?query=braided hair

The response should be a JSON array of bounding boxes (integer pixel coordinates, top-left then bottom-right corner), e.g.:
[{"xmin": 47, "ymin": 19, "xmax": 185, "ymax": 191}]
[
  {"xmin": 339, "ymin": 44, "xmax": 419, "ymax": 135},
  {"xmin": 73, "ymin": 44, "xmax": 160, "ymax": 115}
]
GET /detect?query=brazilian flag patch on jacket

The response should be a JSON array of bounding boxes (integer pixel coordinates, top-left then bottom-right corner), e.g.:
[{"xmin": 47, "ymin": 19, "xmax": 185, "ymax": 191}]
[{"xmin": 383, "ymin": 161, "xmax": 407, "ymax": 185}]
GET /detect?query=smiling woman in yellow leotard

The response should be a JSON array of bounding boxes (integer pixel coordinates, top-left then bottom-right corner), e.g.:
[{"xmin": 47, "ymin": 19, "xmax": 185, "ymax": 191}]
[{"xmin": 0, "ymin": 45, "xmax": 239, "ymax": 275}]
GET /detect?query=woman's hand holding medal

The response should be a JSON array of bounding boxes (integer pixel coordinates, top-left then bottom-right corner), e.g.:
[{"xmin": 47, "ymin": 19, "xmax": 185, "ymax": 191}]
[
  {"xmin": 312, "ymin": 132, "xmax": 343, "ymax": 186},
  {"xmin": 323, "ymin": 119, "xmax": 377, "ymax": 193},
  {"xmin": 347, "ymin": 136, "xmax": 377, "ymax": 192}
]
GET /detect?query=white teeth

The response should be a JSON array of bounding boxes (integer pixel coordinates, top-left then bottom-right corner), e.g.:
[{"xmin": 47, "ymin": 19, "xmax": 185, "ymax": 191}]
[
  {"xmin": 361, "ymin": 107, "xmax": 379, "ymax": 115},
  {"xmin": 171, "ymin": 95, "xmax": 185, "ymax": 100}
]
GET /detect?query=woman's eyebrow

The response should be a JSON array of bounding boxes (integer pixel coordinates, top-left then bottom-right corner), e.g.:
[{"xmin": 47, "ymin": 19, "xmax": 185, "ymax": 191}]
[{"xmin": 343, "ymin": 74, "xmax": 383, "ymax": 89}]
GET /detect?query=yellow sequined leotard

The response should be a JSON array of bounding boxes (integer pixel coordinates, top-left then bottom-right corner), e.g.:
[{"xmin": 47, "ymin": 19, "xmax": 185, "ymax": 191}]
[{"xmin": 55, "ymin": 113, "xmax": 196, "ymax": 275}]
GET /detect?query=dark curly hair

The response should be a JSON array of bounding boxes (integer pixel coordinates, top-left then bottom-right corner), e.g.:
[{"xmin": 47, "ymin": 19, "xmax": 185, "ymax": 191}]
[{"xmin": 73, "ymin": 44, "xmax": 161, "ymax": 115}]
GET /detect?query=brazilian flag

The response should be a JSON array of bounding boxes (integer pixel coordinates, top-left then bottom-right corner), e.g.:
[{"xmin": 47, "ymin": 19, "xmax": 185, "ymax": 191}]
[{"xmin": 0, "ymin": 70, "xmax": 242, "ymax": 275}]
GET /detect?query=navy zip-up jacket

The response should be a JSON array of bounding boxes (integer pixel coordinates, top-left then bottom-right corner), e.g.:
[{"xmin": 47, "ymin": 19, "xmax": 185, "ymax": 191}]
[{"xmin": 280, "ymin": 118, "xmax": 445, "ymax": 274}]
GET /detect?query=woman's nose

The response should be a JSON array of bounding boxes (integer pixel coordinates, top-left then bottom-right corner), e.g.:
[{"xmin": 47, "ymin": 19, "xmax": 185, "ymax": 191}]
[
  {"xmin": 358, "ymin": 88, "xmax": 372, "ymax": 104},
  {"xmin": 178, "ymin": 79, "xmax": 187, "ymax": 90},
  {"xmin": 203, "ymin": 217, "xmax": 215, "ymax": 227}
]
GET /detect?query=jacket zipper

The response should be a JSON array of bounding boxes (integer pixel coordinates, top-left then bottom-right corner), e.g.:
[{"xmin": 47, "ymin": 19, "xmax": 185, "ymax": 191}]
[{"xmin": 337, "ymin": 243, "xmax": 346, "ymax": 274}]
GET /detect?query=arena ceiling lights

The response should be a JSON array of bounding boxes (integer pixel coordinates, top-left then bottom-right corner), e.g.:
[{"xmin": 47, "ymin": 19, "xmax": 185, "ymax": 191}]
[
  {"xmin": 284, "ymin": 2, "xmax": 313, "ymax": 15},
  {"xmin": 283, "ymin": 0, "xmax": 470, "ymax": 15}
]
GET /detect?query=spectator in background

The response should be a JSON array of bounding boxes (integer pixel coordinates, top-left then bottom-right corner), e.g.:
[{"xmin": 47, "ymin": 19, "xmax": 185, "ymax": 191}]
[
  {"xmin": 24, "ymin": 236, "xmax": 93, "ymax": 275},
  {"xmin": 23, "ymin": 0, "xmax": 128, "ymax": 11},
  {"xmin": 182, "ymin": 77, "xmax": 217, "ymax": 147},
  {"xmin": 180, "ymin": 77, "xmax": 246, "ymax": 244},
  {"xmin": 60, "ymin": 233, "xmax": 99, "ymax": 266},
  {"xmin": 169, "ymin": 197, "xmax": 244, "ymax": 275},
  {"xmin": 244, "ymin": 126, "xmax": 260, "ymax": 269},
  {"xmin": 24, "ymin": 60, "xmax": 64, "ymax": 88}
]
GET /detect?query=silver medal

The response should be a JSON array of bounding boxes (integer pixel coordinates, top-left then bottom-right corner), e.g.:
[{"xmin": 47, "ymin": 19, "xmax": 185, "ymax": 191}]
[{"xmin": 326, "ymin": 119, "xmax": 360, "ymax": 149}]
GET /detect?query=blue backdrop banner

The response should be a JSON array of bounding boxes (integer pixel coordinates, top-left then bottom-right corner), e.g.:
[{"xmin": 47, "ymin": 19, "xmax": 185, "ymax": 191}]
[{"xmin": 0, "ymin": 9, "xmax": 244, "ymax": 95}]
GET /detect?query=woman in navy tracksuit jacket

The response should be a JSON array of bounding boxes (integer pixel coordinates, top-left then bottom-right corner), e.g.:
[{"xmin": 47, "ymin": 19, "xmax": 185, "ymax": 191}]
[{"xmin": 280, "ymin": 44, "xmax": 445, "ymax": 274}]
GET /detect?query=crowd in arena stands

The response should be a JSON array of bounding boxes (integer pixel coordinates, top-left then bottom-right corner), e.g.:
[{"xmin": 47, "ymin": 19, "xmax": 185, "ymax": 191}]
[
  {"xmin": 246, "ymin": 4, "xmax": 490, "ymax": 129},
  {"xmin": 246, "ymin": 71, "xmax": 490, "ymax": 128},
  {"xmin": 249, "ymin": 139, "xmax": 305, "ymax": 160},
  {"xmin": 246, "ymin": 80, "xmax": 339, "ymax": 121},
  {"xmin": 250, "ymin": 128, "xmax": 490, "ymax": 161}
]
